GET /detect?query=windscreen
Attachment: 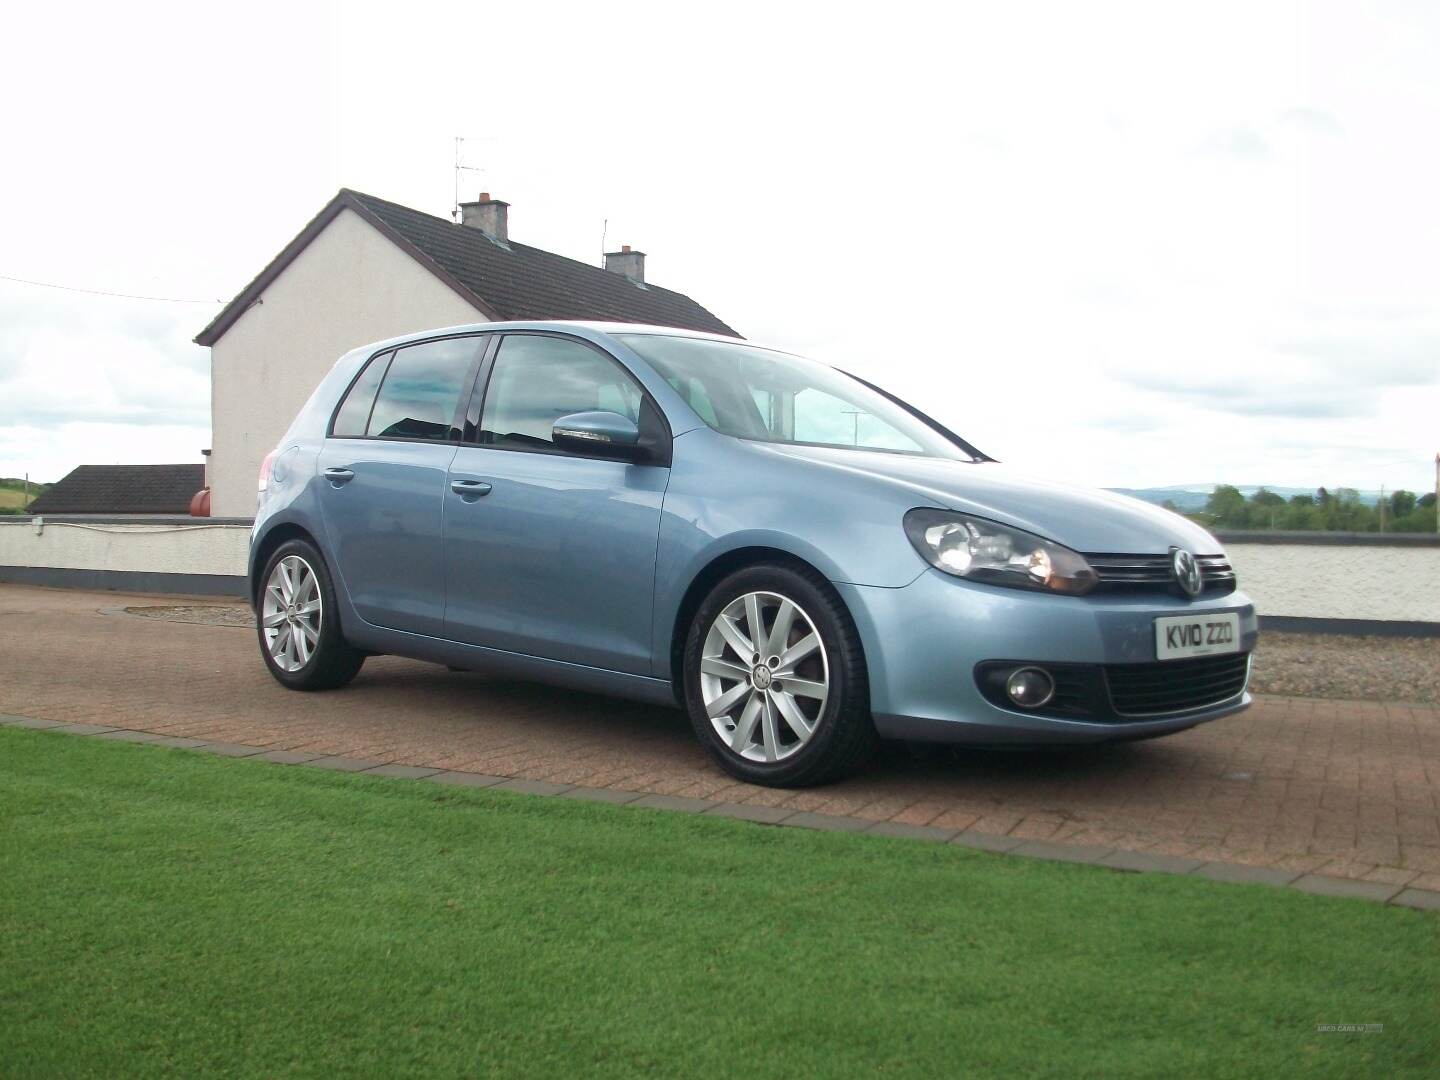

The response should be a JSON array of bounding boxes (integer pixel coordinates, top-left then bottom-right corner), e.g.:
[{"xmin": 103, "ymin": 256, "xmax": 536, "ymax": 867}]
[{"xmin": 616, "ymin": 334, "xmax": 972, "ymax": 460}]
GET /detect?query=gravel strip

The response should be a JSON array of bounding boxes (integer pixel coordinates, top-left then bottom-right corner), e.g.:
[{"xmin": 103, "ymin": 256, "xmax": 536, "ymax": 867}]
[{"xmin": 1252, "ymin": 632, "xmax": 1439, "ymax": 705}]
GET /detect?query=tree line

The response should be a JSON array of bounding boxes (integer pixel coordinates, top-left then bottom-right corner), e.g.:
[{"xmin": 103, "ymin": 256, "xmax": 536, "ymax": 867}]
[{"xmin": 1174, "ymin": 485, "xmax": 1438, "ymax": 533}]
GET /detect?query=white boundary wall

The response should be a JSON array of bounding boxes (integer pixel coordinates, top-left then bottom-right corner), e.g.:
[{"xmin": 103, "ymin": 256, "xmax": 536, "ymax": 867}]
[
  {"xmin": 1225, "ymin": 541, "xmax": 1439, "ymax": 624},
  {"xmin": 0, "ymin": 519, "xmax": 248, "ymax": 582}
]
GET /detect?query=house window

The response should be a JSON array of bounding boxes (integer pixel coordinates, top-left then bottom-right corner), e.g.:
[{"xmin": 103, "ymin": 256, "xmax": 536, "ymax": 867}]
[
  {"xmin": 331, "ymin": 351, "xmax": 392, "ymax": 438},
  {"xmin": 367, "ymin": 338, "xmax": 478, "ymax": 441}
]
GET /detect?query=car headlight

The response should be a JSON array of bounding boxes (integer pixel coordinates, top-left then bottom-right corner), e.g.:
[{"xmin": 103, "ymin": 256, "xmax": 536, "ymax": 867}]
[{"xmin": 903, "ymin": 509, "xmax": 1098, "ymax": 595}]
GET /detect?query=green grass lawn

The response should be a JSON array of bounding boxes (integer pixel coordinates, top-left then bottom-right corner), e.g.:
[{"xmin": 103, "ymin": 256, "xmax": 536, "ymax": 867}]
[{"xmin": 1, "ymin": 727, "xmax": 1434, "ymax": 1078}]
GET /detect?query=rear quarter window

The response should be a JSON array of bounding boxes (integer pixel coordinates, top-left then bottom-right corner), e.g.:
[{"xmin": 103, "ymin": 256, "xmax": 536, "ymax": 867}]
[{"xmin": 331, "ymin": 351, "xmax": 392, "ymax": 438}]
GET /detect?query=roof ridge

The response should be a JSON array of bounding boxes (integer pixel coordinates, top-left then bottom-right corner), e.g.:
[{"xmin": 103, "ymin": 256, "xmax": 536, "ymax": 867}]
[
  {"xmin": 345, "ymin": 190, "xmax": 722, "ymax": 307},
  {"xmin": 504, "ymin": 239, "xmax": 695, "ymax": 303},
  {"xmin": 198, "ymin": 188, "xmax": 739, "ymax": 345}
]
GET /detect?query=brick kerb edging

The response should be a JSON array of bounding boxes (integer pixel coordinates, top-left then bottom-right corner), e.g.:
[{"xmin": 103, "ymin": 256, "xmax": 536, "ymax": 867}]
[{"xmin": 3, "ymin": 712, "xmax": 1437, "ymax": 913}]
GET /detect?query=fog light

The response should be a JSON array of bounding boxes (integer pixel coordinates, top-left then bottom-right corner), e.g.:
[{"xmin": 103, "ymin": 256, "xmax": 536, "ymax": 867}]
[{"xmin": 1005, "ymin": 667, "xmax": 1055, "ymax": 709}]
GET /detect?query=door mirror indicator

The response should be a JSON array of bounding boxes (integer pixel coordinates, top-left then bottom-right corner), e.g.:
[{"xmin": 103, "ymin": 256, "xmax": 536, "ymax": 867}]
[{"xmin": 552, "ymin": 411, "xmax": 642, "ymax": 456}]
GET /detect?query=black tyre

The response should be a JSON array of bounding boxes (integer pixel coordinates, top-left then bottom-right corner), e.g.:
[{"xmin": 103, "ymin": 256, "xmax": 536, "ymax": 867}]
[
  {"xmin": 682, "ymin": 562, "xmax": 878, "ymax": 787},
  {"xmin": 256, "ymin": 539, "xmax": 365, "ymax": 691}
]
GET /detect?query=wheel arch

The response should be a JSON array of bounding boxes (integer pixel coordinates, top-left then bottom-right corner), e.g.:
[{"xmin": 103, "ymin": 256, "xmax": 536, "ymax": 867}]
[
  {"xmin": 667, "ymin": 545, "xmax": 866, "ymax": 702},
  {"xmin": 249, "ymin": 521, "xmax": 323, "ymax": 607}
]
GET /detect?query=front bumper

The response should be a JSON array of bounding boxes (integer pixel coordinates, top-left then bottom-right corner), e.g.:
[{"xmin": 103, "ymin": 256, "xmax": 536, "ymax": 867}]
[{"xmin": 834, "ymin": 569, "xmax": 1259, "ymax": 746}]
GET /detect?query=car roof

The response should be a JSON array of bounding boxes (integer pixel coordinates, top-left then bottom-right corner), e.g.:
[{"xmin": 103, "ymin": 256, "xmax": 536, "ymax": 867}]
[{"xmin": 350, "ymin": 320, "xmax": 759, "ymax": 357}]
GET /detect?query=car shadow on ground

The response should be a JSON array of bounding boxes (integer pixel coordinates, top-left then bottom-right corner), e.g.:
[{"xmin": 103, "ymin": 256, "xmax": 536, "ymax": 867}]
[{"xmin": 355, "ymin": 659, "xmax": 1181, "ymax": 795}]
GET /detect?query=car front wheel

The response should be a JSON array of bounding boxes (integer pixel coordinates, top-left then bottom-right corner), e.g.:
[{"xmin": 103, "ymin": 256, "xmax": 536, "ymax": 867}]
[
  {"xmin": 257, "ymin": 539, "xmax": 364, "ymax": 691},
  {"xmin": 683, "ymin": 563, "xmax": 878, "ymax": 787}
]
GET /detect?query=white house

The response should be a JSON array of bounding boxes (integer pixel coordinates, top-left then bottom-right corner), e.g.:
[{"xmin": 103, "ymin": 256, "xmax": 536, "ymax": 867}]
[{"xmin": 193, "ymin": 189, "xmax": 737, "ymax": 517}]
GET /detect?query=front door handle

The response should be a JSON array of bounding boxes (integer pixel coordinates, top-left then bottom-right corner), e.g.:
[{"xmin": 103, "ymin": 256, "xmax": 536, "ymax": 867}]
[
  {"xmin": 450, "ymin": 479, "xmax": 492, "ymax": 501},
  {"xmin": 324, "ymin": 467, "xmax": 355, "ymax": 486}
]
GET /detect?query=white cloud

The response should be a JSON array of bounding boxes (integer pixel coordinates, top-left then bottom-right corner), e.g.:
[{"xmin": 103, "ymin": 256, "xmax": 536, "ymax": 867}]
[
  {"xmin": 0, "ymin": 287, "xmax": 212, "ymax": 480},
  {"xmin": 1279, "ymin": 107, "xmax": 1344, "ymax": 136},
  {"xmin": 1198, "ymin": 127, "xmax": 1272, "ymax": 160}
]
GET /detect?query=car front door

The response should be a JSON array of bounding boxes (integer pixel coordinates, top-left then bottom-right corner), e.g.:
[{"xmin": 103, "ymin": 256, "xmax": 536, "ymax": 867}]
[
  {"xmin": 317, "ymin": 334, "xmax": 485, "ymax": 636},
  {"xmin": 443, "ymin": 332, "xmax": 669, "ymax": 675}
]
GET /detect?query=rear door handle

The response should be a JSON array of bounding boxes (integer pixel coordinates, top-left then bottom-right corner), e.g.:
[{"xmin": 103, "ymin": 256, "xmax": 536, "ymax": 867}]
[
  {"xmin": 450, "ymin": 479, "xmax": 492, "ymax": 500},
  {"xmin": 324, "ymin": 468, "xmax": 355, "ymax": 486}
]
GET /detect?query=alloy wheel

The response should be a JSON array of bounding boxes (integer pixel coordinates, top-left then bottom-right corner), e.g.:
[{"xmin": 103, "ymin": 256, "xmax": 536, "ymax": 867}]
[
  {"xmin": 261, "ymin": 554, "xmax": 322, "ymax": 673},
  {"xmin": 700, "ymin": 590, "xmax": 830, "ymax": 763}
]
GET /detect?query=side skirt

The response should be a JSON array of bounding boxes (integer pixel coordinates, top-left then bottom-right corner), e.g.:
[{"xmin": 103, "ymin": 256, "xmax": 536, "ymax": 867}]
[{"xmin": 343, "ymin": 620, "xmax": 679, "ymax": 708}]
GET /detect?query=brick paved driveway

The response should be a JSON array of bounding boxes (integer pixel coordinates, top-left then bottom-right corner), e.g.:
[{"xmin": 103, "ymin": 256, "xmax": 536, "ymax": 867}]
[{"xmin": 4, "ymin": 584, "xmax": 1438, "ymax": 890}]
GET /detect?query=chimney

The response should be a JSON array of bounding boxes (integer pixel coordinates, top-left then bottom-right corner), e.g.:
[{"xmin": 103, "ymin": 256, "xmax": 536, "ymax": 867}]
[
  {"xmin": 458, "ymin": 191, "xmax": 509, "ymax": 242},
  {"xmin": 604, "ymin": 244, "xmax": 646, "ymax": 283}
]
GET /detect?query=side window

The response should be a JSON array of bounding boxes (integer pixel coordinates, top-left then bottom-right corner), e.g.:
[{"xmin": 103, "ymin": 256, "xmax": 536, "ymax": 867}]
[
  {"xmin": 479, "ymin": 335, "xmax": 643, "ymax": 451},
  {"xmin": 331, "ymin": 351, "xmax": 392, "ymax": 437},
  {"xmin": 367, "ymin": 337, "xmax": 478, "ymax": 441}
]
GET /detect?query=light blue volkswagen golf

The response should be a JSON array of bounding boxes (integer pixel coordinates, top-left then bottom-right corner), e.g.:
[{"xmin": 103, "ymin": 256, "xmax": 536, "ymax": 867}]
[{"xmin": 252, "ymin": 322, "xmax": 1257, "ymax": 787}]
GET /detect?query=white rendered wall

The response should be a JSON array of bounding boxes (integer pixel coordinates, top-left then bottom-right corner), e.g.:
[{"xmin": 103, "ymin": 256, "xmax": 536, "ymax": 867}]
[
  {"xmin": 207, "ymin": 208, "xmax": 483, "ymax": 516},
  {"xmin": 0, "ymin": 520, "xmax": 249, "ymax": 576},
  {"xmin": 1225, "ymin": 542, "xmax": 1440, "ymax": 623}
]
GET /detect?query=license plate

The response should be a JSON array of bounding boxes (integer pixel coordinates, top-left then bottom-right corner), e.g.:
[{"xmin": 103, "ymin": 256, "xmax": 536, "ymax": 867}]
[{"xmin": 1154, "ymin": 613, "xmax": 1241, "ymax": 661}]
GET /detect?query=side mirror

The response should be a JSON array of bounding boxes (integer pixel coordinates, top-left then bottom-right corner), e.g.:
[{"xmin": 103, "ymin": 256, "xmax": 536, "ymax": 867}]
[{"xmin": 552, "ymin": 411, "xmax": 642, "ymax": 457}]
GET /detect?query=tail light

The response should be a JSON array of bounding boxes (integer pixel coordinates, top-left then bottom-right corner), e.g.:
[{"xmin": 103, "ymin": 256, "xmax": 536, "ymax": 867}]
[{"xmin": 257, "ymin": 449, "xmax": 279, "ymax": 495}]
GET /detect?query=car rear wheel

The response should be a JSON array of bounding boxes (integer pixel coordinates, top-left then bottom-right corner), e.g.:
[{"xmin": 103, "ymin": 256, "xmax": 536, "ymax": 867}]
[
  {"xmin": 257, "ymin": 540, "xmax": 364, "ymax": 691},
  {"xmin": 683, "ymin": 563, "xmax": 878, "ymax": 787}
]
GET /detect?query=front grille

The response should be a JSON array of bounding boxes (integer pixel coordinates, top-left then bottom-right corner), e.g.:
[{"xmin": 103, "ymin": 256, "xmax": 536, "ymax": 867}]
[
  {"xmin": 1086, "ymin": 553, "xmax": 1236, "ymax": 596},
  {"xmin": 1105, "ymin": 653, "xmax": 1251, "ymax": 717}
]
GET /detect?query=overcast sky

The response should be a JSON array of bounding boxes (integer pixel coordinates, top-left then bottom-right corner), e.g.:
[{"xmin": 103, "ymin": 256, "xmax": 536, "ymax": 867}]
[{"xmin": 2, "ymin": 0, "xmax": 1437, "ymax": 492}]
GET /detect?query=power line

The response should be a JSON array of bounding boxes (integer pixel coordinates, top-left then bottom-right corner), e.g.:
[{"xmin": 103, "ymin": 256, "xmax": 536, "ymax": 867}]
[{"xmin": 0, "ymin": 272, "xmax": 221, "ymax": 305}]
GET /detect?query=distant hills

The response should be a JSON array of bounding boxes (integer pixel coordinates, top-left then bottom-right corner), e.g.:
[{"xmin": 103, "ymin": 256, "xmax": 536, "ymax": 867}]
[{"xmin": 1108, "ymin": 486, "xmax": 1388, "ymax": 511}]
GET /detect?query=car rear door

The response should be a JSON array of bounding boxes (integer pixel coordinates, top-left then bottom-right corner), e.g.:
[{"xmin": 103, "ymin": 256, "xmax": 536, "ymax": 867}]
[
  {"xmin": 442, "ymin": 332, "xmax": 670, "ymax": 675},
  {"xmin": 317, "ymin": 334, "xmax": 486, "ymax": 636}
]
